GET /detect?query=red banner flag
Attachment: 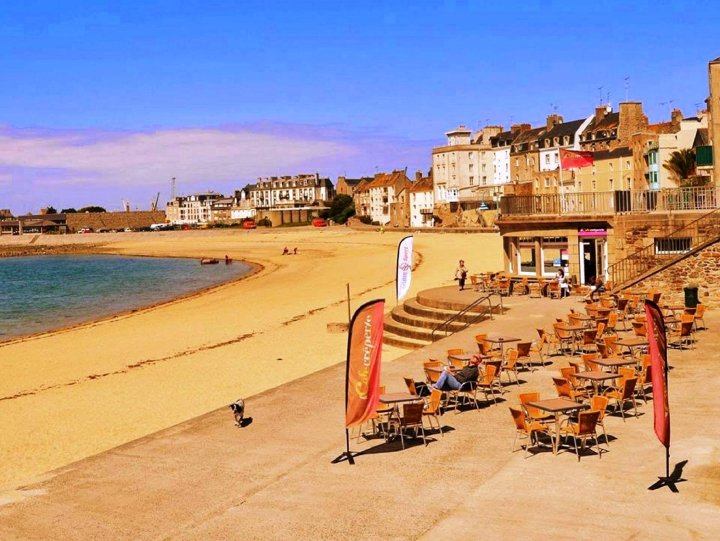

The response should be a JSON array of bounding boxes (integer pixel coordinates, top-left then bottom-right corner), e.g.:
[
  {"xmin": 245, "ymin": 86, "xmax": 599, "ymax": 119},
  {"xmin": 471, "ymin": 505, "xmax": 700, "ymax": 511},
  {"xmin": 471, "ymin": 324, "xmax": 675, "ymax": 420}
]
[
  {"xmin": 345, "ymin": 299, "xmax": 385, "ymax": 428},
  {"xmin": 644, "ymin": 300, "xmax": 670, "ymax": 448},
  {"xmin": 560, "ymin": 148, "xmax": 594, "ymax": 170}
]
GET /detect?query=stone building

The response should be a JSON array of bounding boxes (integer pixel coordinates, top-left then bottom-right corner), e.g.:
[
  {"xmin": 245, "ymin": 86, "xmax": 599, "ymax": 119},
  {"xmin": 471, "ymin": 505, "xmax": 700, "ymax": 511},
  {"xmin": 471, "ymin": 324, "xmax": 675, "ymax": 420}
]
[
  {"xmin": 352, "ymin": 178, "xmax": 373, "ymax": 219},
  {"xmin": 367, "ymin": 170, "xmax": 411, "ymax": 225},
  {"xmin": 166, "ymin": 192, "xmax": 226, "ymax": 224},
  {"xmin": 707, "ymin": 56, "xmax": 719, "ymax": 184},
  {"xmin": 335, "ymin": 176, "xmax": 371, "ymax": 197},
  {"xmin": 509, "ymin": 124, "xmax": 546, "ymax": 189}
]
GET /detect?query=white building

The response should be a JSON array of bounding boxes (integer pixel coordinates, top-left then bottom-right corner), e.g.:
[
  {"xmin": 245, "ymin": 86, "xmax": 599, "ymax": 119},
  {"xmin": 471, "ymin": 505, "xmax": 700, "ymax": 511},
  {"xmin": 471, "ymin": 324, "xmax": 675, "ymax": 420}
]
[
  {"xmin": 367, "ymin": 170, "xmax": 410, "ymax": 225},
  {"xmin": 166, "ymin": 192, "xmax": 226, "ymax": 225},
  {"xmin": 432, "ymin": 125, "xmax": 503, "ymax": 207},
  {"xmin": 248, "ymin": 173, "xmax": 334, "ymax": 209},
  {"xmin": 657, "ymin": 112, "xmax": 708, "ymax": 188},
  {"xmin": 537, "ymin": 114, "xmax": 594, "ymax": 193},
  {"xmin": 409, "ymin": 176, "xmax": 434, "ymax": 227}
]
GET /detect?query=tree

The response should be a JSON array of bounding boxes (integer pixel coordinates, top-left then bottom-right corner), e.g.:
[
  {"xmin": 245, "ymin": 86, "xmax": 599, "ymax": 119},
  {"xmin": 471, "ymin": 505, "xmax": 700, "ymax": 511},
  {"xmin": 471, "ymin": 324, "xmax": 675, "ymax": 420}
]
[
  {"xmin": 78, "ymin": 206, "xmax": 107, "ymax": 213},
  {"xmin": 321, "ymin": 194, "xmax": 355, "ymax": 224},
  {"xmin": 663, "ymin": 149, "xmax": 696, "ymax": 185},
  {"xmin": 45, "ymin": 206, "xmax": 57, "ymax": 214},
  {"xmin": 61, "ymin": 208, "xmax": 77, "ymax": 213}
]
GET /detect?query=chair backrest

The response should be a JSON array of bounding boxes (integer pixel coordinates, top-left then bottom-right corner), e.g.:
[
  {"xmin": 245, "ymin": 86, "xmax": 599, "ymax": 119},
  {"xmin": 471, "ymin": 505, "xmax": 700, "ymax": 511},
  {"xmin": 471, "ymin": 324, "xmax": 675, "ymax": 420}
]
[
  {"xmin": 553, "ymin": 324, "xmax": 571, "ymax": 339},
  {"xmin": 607, "ymin": 312, "xmax": 618, "ymax": 329},
  {"xmin": 595, "ymin": 322, "xmax": 606, "ymax": 336},
  {"xmin": 680, "ymin": 313, "xmax": 694, "ymax": 324},
  {"xmin": 509, "ymin": 407, "xmax": 527, "ymax": 431},
  {"xmin": 583, "ymin": 329, "xmax": 597, "ymax": 345},
  {"xmin": 695, "ymin": 305, "xmax": 706, "ymax": 317},
  {"xmin": 567, "ymin": 360, "xmax": 581, "ymax": 373},
  {"xmin": 519, "ymin": 391, "xmax": 540, "ymax": 406},
  {"xmin": 424, "ymin": 368, "xmax": 441, "ymax": 385},
  {"xmin": 505, "ymin": 349, "xmax": 518, "ymax": 368},
  {"xmin": 475, "ymin": 333, "xmax": 488, "ymax": 342},
  {"xmin": 447, "ymin": 348, "xmax": 464, "ymax": 356},
  {"xmin": 582, "ymin": 353, "xmax": 599, "ymax": 371},
  {"xmin": 651, "ymin": 292, "xmax": 662, "ymax": 304},
  {"xmin": 424, "ymin": 360, "xmax": 442, "ymax": 369},
  {"xmin": 426, "ymin": 389, "xmax": 442, "ymax": 414},
  {"xmin": 480, "ymin": 364, "xmax": 497, "ymax": 385},
  {"xmin": 632, "ymin": 321, "xmax": 647, "ymax": 337},
  {"xmin": 683, "ymin": 307, "xmax": 697, "ymax": 316},
  {"xmin": 552, "ymin": 377, "xmax": 572, "ymax": 398},
  {"xmin": 470, "ymin": 274, "xmax": 478, "ymax": 286},
  {"xmin": 577, "ymin": 410, "xmax": 601, "ymax": 435},
  {"xmin": 402, "ymin": 402, "xmax": 424, "ymax": 424},
  {"xmin": 590, "ymin": 395, "xmax": 609, "ymax": 420},
  {"xmin": 560, "ymin": 367, "xmax": 577, "ymax": 383},
  {"xmin": 597, "ymin": 343, "xmax": 610, "ymax": 359},
  {"xmin": 403, "ymin": 377, "xmax": 418, "ymax": 396},
  {"xmin": 622, "ymin": 377, "xmax": 637, "ymax": 399},
  {"xmin": 604, "ymin": 335, "xmax": 618, "ymax": 354},
  {"xmin": 618, "ymin": 367, "xmax": 635, "ymax": 382},
  {"xmin": 680, "ymin": 321, "xmax": 694, "ymax": 338},
  {"xmin": 617, "ymin": 298, "xmax": 628, "ymax": 311},
  {"xmin": 516, "ymin": 341, "xmax": 532, "ymax": 357},
  {"xmin": 568, "ymin": 314, "xmax": 582, "ymax": 327}
]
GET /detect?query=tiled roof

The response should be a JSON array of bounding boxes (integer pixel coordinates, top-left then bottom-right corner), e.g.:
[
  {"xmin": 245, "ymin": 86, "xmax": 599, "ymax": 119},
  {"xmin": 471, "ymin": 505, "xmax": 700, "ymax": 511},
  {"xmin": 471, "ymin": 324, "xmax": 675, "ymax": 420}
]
[
  {"xmin": 368, "ymin": 170, "xmax": 409, "ymax": 188},
  {"xmin": 593, "ymin": 147, "xmax": 633, "ymax": 160},
  {"xmin": 584, "ymin": 112, "xmax": 619, "ymax": 133},
  {"xmin": 409, "ymin": 177, "xmax": 433, "ymax": 192},
  {"xmin": 540, "ymin": 119, "xmax": 585, "ymax": 145}
]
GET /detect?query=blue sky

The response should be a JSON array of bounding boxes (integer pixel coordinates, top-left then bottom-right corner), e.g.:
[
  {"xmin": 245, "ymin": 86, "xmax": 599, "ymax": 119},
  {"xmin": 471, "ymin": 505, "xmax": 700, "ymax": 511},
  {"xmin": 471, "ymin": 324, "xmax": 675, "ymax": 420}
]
[{"xmin": 0, "ymin": 1, "xmax": 718, "ymax": 213}]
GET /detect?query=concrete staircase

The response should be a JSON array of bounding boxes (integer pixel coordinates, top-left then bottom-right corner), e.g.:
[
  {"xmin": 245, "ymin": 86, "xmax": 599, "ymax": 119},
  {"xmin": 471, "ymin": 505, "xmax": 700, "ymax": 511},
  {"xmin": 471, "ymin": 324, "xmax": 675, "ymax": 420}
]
[{"xmin": 383, "ymin": 288, "xmax": 501, "ymax": 350}]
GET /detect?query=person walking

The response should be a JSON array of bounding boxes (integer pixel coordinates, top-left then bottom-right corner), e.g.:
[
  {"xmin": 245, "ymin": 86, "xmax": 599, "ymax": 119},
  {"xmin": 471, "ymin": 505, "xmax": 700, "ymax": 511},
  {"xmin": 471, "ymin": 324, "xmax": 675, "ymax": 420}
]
[{"xmin": 455, "ymin": 260, "xmax": 469, "ymax": 291}]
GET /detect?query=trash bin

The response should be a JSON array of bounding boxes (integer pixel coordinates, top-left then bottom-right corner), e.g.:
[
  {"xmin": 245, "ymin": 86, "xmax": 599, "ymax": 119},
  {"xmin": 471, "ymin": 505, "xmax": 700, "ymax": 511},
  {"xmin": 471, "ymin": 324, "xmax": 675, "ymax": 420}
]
[{"xmin": 684, "ymin": 286, "xmax": 699, "ymax": 308}]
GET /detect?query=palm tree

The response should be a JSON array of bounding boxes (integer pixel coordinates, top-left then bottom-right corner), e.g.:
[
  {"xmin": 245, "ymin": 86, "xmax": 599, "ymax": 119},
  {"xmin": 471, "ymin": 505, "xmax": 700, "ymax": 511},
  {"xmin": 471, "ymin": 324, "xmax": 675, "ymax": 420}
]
[{"xmin": 662, "ymin": 149, "xmax": 696, "ymax": 185}]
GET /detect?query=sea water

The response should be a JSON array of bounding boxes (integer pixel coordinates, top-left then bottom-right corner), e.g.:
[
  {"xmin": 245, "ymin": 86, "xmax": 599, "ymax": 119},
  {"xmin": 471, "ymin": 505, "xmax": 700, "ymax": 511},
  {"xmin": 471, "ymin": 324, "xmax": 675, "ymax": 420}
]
[{"xmin": 0, "ymin": 255, "xmax": 252, "ymax": 340}]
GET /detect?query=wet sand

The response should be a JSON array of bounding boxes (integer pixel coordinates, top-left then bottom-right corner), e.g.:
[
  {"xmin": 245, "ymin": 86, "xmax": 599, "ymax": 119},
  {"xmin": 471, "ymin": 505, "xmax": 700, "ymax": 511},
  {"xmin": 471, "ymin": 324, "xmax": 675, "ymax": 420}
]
[{"xmin": 0, "ymin": 227, "xmax": 503, "ymax": 488}]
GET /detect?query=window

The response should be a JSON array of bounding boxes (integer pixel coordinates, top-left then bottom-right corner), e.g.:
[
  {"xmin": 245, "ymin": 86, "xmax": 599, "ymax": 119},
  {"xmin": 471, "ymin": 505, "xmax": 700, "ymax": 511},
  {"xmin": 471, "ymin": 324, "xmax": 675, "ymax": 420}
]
[
  {"xmin": 544, "ymin": 177, "xmax": 550, "ymax": 188},
  {"xmin": 592, "ymin": 180, "xmax": 597, "ymax": 191},
  {"xmin": 518, "ymin": 238, "xmax": 537, "ymax": 274},
  {"xmin": 545, "ymin": 154, "xmax": 550, "ymax": 164},
  {"xmin": 609, "ymin": 162, "xmax": 614, "ymax": 171},
  {"xmin": 482, "ymin": 176, "xmax": 487, "ymax": 185},
  {"xmin": 541, "ymin": 237, "xmax": 568, "ymax": 276},
  {"xmin": 609, "ymin": 179, "xmax": 614, "ymax": 191},
  {"xmin": 469, "ymin": 176, "xmax": 474, "ymax": 185},
  {"xmin": 655, "ymin": 238, "xmax": 691, "ymax": 254},
  {"xmin": 481, "ymin": 163, "xmax": 486, "ymax": 171}
]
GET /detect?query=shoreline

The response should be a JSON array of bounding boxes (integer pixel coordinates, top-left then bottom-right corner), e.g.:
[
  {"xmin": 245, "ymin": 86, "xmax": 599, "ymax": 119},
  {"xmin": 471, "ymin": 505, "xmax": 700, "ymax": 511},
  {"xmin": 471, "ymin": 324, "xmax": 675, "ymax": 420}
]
[
  {"xmin": 0, "ymin": 228, "xmax": 503, "ymax": 488},
  {"xmin": 0, "ymin": 254, "xmax": 264, "ymax": 347}
]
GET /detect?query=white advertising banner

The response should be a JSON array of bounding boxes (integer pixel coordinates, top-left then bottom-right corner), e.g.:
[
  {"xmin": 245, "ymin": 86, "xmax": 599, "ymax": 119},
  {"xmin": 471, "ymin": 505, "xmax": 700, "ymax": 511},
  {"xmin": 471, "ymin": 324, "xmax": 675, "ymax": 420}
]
[{"xmin": 396, "ymin": 235, "xmax": 413, "ymax": 302}]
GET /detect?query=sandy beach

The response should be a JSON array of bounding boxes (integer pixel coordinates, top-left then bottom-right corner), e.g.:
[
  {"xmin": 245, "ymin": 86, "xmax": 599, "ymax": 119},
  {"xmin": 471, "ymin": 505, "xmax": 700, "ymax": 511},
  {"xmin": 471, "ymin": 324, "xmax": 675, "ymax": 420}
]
[{"xmin": 0, "ymin": 227, "xmax": 502, "ymax": 488}]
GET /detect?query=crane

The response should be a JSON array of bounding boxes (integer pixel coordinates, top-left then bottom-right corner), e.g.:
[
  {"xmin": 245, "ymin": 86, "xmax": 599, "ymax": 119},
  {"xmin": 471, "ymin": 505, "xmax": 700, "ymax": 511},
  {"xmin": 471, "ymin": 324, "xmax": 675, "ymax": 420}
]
[{"xmin": 151, "ymin": 192, "xmax": 160, "ymax": 211}]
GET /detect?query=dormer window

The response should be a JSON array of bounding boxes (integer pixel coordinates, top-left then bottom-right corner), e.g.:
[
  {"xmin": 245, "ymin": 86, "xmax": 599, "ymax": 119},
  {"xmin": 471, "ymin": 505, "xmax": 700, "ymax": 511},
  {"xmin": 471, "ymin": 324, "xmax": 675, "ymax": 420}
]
[
  {"xmin": 545, "ymin": 139, "xmax": 550, "ymax": 147},
  {"xmin": 563, "ymin": 136, "xmax": 569, "ymax": 145}
]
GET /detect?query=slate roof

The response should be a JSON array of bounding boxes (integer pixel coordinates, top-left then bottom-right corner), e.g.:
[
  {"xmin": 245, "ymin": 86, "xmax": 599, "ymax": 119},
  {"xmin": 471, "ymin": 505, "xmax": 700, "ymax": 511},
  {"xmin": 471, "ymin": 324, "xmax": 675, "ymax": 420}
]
[
  {"xmin": 539, "ymin": 119, "xmax": 586, "ymax": 148},
  {"xmin": 592, "ymin": 147, "xmax": 633, "ymax": 160}
]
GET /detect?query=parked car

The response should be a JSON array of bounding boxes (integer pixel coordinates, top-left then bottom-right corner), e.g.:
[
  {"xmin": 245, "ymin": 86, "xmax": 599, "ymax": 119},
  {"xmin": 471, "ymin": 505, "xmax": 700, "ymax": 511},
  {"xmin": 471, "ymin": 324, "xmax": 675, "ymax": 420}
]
[
  {"xmin": 242, "ymin": 220, "xmax": 257, "ymax": 229},
  {"xmin": 77, "ymin": 228, "xmax": 93, "ymax": 234},
  {"xmin": 312, "ymin": 218, "xmax": 328, "ymax": 227}
]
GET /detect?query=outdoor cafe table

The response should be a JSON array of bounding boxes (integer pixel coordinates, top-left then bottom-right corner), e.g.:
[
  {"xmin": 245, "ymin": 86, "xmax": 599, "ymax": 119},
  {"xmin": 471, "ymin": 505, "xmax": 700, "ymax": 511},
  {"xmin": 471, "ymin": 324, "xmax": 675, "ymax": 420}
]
[
  {"xmin": 555, "ymin": 324, "xmax": 585, "ymax": 353},
  {"xmin": 484, "ymin": 336, "xmax": 520, "ymax": 358},
  {"xmin": 616, "ymin": 337, "xmax": 649, "ymax": 358},
  {"xmin": 569, "ymin": 314, "xmax": 593, "ymax": 327},
  {"xmin": 526, "ymin": 398, "xmax": 589, "ymax": 454},
  {"xmin": 574, "ymin": 370, "xmax": 619, "ymax": 396},
  {"xmin": 593, "ymin": 356, "xmax": 639, "ymax": 372}
]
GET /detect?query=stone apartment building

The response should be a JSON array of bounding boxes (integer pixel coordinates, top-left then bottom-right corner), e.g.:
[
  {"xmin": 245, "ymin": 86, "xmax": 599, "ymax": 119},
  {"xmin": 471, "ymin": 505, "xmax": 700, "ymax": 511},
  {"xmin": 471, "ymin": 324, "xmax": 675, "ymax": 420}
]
[
  {"xmin": 509, "ymin": 124, "xmax": 545, "ymax": 189},
  {"xmin": 367, "ymin": 170, "xmax": 411, "ymax": 225},
  {"xmin": 352, "ymin": 178, "xmax": 373, "ymax": 219},
  {"xmin": 335, "ymin": 176, "xmax": 371, "ymax": 197},
  {"xmin": 166, "ymin": 192, "xmax": 226, "ymax": 224}
]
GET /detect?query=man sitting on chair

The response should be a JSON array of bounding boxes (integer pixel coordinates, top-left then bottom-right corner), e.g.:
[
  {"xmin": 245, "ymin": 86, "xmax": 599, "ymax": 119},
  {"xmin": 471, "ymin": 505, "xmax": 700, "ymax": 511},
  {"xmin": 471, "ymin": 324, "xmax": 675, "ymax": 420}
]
[{"xmin": 431, "ymin": 355, "xmax": 482, "ymax": 391}]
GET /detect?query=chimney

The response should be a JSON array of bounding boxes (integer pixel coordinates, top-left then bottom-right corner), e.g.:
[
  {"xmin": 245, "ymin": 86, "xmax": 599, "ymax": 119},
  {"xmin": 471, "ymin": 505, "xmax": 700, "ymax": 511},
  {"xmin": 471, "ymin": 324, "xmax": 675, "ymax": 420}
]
[
  {"xmin": 618, "ymin": 101, "xmax": 649, "ymax": 143},
  {"xmin": 415, "ymin": 170, "xmax": 423, "ymax": 181},
  {"xmin": 595, "ymin": 106, "xmax": 608, "ymax": 124},
  {"xmin": 671, "ymin": 108, "xmax": 683, "ymax": 128},
  {"xmin": 546, "ymin": 114, "xmax": 563, "ymax": 130},
  {"xmin": 510, "ymin": 123, "xmax": 531, "ymax": 133}
]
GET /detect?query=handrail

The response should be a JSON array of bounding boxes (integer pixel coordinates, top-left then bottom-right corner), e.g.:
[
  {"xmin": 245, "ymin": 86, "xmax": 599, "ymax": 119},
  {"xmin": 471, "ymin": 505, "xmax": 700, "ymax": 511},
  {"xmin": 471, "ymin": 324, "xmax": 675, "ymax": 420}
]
[
  {"xmin": 608, "ymin": 206, "xmax": 720, "ymax": 291},
  {"xmin": 431, "ymin": 292, "xmax": 504, "ymax": 340}
]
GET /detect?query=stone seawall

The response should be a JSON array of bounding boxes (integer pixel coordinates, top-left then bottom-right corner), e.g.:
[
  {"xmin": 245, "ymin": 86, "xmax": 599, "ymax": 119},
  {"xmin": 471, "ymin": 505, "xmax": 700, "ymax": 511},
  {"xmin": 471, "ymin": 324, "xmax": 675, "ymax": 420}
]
[{"xmin": 635, "ymin": 240, "xmax": 720, "ymax": 308}]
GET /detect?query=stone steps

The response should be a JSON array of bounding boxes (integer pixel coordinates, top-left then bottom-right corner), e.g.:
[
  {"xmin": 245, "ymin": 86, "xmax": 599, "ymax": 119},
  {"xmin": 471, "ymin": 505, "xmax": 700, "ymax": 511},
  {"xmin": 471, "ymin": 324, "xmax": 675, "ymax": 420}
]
[{"xmin": 382, "ymin": 288, "xmax": 503, "ymax": 350}]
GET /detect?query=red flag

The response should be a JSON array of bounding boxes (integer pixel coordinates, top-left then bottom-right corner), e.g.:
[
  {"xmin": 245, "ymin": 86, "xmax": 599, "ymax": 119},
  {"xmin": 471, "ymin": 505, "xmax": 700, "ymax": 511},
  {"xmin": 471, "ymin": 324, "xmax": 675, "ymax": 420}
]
[
  {"xmin": 560, "ymin": 148, "xmax": 594, "ymax": 170},
  {"xmin": 644, "ymin": 300, "xmax": 670, "ymax": 448},
  {"xmin": 345, "ymin": 299, "xmax": 385, "ymax": 428}
]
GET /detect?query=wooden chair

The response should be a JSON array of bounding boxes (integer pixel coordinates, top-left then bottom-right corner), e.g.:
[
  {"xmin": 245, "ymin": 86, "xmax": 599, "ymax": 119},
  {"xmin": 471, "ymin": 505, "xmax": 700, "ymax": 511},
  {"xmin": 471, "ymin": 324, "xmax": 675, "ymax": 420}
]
[
  {"xmin": 529, "ymin": 338, "xmax": 548, "ymax": 369},
  {"xmin": 498, "ymin": 278, "xmax": 511, "ymax": 296},
  {"xmin": 669, "ymin": 320, "xmax": 694, "ymax": 351},
  {"xmin": 391, "ymin": 402, "xmax": 427, "ymax": 449},
  {"xmin": 582, "ymin": 353, "xmax": 601, "ymax": 372},
  {"xmin": 502, "ymin": 349, "xmax": 520, "ymax": 384},
  {"xmin": 605, "ymin": 312, "xmax": 619, "ymax": 335},
  {"xmin": 469, "ymin": 274, "xmax": 480, "ymax": 291},
  {"xmin": 476, "ymin": 365, "xmax": 498, "ymax": 404},
  {"xmin": 519, "ymin": 392, "xmax": 554, "ymax": 423},
  {"xmin": 537, "ymin": 328, "xmax": 560, "ymax": 357},
  {"xmin": 547, "ymin": 281, "xmax": 561, "ymax": 300},
  {"xmin": 514, "ymin": 276, "xmax": 529, "ymax": 296},
  {"xmin": 561, "ymin": 409, "xmax": 604, "ymax": 461},
  {"xmin": 590, "ymin": 395, "xmax": 611, "ymax": 446},
  {"xmin": 509, "ymin": 407, "xmax": 551, "ymax": 458},
  {"xmin": 694, "ymin": 304, "xmax": 707, "ymax": 330},
  {"xmin": 632, "ymin": 320, "xmax": 648, "ymax": 338},
  {"xmin": 422, "ymin": 389, "xmax": 443, "ymax": 436},
  {"xmin": 553, "ymin": 324, "xmax": 575, "ymax": 355},
  {"xmin": 604, "ymin": 377, "xmax": 638, "ymax": 421},
  {"xmin": 552, "ymin": 376, "xmax": 588, "ymax": 402},
  {"xmin": 579, "ymin": 329, "xmax": 599, "ymax": 354},
  {"xmin": 515, "ymin": 341, "xmax": 536, "ymax": 372}
]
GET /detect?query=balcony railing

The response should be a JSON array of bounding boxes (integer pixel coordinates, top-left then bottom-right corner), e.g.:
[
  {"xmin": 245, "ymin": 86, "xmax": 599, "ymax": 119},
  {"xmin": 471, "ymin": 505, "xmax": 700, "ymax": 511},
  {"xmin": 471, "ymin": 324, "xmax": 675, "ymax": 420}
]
[{"xmin": 500, "ymin": 187, "xmax": 720, "ymax": 217}]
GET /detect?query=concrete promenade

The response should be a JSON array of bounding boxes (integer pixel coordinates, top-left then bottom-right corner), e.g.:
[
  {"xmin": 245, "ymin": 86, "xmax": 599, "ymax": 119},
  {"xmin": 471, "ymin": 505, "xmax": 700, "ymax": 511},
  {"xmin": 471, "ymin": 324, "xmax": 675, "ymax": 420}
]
[{"xmin": 1, "ymin": 294, "xmax": 719, "ymax": 539}]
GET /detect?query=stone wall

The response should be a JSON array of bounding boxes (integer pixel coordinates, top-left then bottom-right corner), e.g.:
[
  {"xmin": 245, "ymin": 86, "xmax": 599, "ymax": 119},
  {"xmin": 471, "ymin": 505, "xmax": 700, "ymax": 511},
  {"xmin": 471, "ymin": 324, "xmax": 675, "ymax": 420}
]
[
  {"xmin": 66, "ymin": 211, "xmax": 167, "ymax": 232},
  {"xmin": 635, "ymin": 240, "xmax": 720, "ymax": 308}
]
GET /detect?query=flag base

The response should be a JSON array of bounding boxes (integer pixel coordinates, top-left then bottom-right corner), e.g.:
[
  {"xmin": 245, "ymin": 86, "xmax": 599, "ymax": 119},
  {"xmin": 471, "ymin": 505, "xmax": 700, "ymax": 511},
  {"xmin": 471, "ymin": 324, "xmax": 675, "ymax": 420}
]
[
  {"xmin": 331, "ymin": 451, "xmax": 355, "ymax": 465},
  {"xmin": 648, "ymin": 476, "xmax": 679, "ymax": 493}
]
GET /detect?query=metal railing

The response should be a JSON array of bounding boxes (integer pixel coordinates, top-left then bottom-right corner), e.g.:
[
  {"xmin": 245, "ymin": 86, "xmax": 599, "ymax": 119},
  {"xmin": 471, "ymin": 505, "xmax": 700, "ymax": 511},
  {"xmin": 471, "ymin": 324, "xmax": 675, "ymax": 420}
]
[
  {"xmin": 608, "ymin": 207, "xmax": 720, "ymax": 290},
  {"xmin": 430, "ymin": 292, "xmax": 503, "ymax": 341},
  {"xmin": 500, "ymin": 187, "xmax": 720, "ymax": 217}
]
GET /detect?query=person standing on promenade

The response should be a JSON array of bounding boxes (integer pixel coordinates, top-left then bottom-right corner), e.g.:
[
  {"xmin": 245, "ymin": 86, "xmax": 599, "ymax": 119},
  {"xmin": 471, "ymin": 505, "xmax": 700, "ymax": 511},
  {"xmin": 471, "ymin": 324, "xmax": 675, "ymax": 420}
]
[{"xmin": 455, "ymin": 259, "xmax": 469, "ymax": 291}]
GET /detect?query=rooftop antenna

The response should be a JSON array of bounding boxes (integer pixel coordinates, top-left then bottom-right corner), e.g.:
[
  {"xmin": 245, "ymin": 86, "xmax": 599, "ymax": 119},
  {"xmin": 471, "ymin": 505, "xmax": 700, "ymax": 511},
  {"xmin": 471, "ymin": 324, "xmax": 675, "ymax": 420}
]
[
  {"xmin": 624, "ymin": 76, "xmax": 630, "ymax": 102},
  {"xmin": 597, "ymin": 86, "xmax": 604, "ymax": 105},
  {"xmin": 170, "ymin": 177, "xmax": 176, "ymax": 199},
  {"xmin": 550, "ymin": 103, "xmax": 558, "ymax": 112},
  {"xmin": 694, "ymin": 102, "xmax": 703, "ymax": 114}
]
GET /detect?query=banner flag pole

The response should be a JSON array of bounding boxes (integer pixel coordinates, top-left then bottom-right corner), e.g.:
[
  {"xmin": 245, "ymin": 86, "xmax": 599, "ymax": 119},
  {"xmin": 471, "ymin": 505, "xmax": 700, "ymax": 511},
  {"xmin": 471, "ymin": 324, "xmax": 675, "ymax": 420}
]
[
  {"xmin": 396, "ymin": 235, "xmax": 414, "ymax": 307},
  {"xmin": 332, "ymin": 298, "xmax": 385, "ymax": 465}
]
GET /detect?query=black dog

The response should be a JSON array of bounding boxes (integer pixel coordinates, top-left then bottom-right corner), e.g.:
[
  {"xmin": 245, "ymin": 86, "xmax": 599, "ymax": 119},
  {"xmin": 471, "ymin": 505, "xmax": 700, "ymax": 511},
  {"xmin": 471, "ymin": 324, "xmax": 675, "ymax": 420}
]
[{"xmin": 229, "ymin": 399, "xmax": 245, "ymax": 427}]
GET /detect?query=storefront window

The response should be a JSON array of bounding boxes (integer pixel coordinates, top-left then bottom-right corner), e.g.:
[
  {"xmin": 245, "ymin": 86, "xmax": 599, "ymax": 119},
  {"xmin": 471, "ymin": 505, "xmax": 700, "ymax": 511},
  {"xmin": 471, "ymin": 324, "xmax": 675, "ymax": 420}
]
[
  {"xmin": 542, "ymin": 237, "xmax": 568, "ymax": 276},
  {"xmin": 518, "ymin": 237, "xmax": 536, "ymax": 274}
]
